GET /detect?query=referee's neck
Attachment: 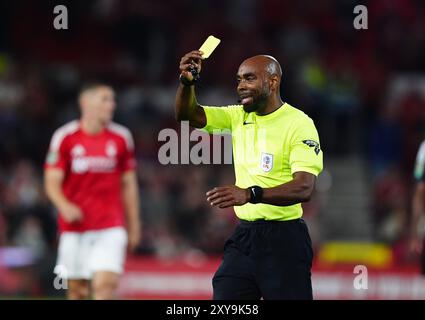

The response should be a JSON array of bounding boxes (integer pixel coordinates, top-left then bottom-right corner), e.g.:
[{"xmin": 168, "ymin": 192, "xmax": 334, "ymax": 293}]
[{"xmin": 256, "ymin": 96, "xmax": 284, "ymax": 116}]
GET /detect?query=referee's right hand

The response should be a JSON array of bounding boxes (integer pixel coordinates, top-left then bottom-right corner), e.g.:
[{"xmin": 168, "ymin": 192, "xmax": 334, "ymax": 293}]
[
  {"xmin": 179, "ymin": 50, "xmax": 203, "ymax": 81},
  {"xmin": 59, "ymin": 201, "xmax": 83, "ymax": 223}
]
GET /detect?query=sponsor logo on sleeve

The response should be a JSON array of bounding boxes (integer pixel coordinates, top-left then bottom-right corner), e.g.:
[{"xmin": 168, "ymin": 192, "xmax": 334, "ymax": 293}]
[{"xmin": 303, "ymin": 140, "xmax": 321, "ymax": 155}]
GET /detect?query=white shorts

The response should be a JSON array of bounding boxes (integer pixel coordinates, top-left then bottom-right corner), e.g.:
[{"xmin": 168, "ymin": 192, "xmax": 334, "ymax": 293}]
[{"xmin": 54, "ymin": 227, "xmax": 128, "ymax": 280}]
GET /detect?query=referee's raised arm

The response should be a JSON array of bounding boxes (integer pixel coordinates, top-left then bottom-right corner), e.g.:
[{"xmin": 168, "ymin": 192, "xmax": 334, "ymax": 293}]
[{"xmin": 175, "ymin": 50, "xmax": 206, "ymax": 128}]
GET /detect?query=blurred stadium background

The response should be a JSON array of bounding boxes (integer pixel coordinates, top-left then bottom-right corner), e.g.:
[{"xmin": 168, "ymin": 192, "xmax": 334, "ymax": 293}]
[{"xmin": 1, "ymin": 0, "xmax": 425, "ymax": 299}]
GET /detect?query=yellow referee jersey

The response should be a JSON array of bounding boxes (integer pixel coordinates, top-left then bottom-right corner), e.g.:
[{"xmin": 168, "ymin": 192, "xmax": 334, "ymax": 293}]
[{"xmin": 201, "ymin": 103, "xmax": 323, "ymax": 221}]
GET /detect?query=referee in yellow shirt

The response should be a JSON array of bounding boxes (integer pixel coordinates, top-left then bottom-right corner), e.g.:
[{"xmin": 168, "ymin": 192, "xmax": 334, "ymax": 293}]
[{"xmin": 175, "ymin": 50, "xmax": 323, "ymax": 300}]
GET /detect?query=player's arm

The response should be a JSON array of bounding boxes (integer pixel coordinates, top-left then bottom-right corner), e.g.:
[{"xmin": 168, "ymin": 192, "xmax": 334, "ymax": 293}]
[
  {"xmin": 409, "ymin": 181, "xmax": 425, "ymax": 254},
  {"xmin": 206, "ymin": 172, "xmax": 315, "ymax": 208},
  {"xmin": 409, "ymin": 141, "xmax": 425, "ymax": 255},
  {"xmin": 44, "ymin": 168, "xmax": 83, "ymax": 223},
  {"xmin": 121, "ymin": 170, "xmax": 141, "ymax": 252},
  {"xmin": 175, "ymin": 50, "xmax": 206, "ymax": 128}
]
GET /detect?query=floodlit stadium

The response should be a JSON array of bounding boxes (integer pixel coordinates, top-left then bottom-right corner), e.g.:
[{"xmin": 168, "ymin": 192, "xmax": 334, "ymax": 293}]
[{"xmin": 0, "ymin": 0, "xmax": 425, "ymax": 302}]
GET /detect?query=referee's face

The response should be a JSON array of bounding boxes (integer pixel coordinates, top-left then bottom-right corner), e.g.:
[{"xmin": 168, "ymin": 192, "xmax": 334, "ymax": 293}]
[{"xmin": 237, "ymin": 61, "xmax": 270, "ymax": 113}]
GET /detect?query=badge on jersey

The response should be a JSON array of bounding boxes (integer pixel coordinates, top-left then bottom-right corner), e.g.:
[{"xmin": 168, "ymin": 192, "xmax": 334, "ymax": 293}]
[
  {"xmin": 414, "ymin": 143, "xmax": 425, "ymax": 180},
  {"xmin": 46, "ymin": 151, "xmax": 58, "ymax": 165},
  {"xmin": 71, "ymin": 144, "xmax": 86, "ymax": 157},
  {"xmin": 106, "ymin": 140, "xmax": 117, "ymax": 157},
  {"xmin": 414, "ymin": 162, "xmax": 424, "ymax": 180},
  {"xmin": 260, "ymin": 152, "xmax": 274, "ymax": 172}
]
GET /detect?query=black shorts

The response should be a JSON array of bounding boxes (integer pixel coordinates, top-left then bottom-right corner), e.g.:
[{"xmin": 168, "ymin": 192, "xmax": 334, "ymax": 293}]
[{"xmin": 212, "ymin": 218, "xmax": 313, "ymax": 300}]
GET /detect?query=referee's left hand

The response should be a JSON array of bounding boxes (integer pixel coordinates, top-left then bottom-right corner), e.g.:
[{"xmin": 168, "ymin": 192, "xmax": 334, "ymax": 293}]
[{"xmin": 206, "ymin": 185, "xmax": 250, "ymax": 208}]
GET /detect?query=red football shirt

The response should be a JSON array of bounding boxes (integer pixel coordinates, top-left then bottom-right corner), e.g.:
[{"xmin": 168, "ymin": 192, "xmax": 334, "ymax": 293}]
[{"xmin": 44, "ymin": 120, "xmax": 137, "ymax": 232}]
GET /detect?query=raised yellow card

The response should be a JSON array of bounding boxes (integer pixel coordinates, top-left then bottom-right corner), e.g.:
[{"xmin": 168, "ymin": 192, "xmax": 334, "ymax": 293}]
[{"xmin": 199, "ymin": 35, "xmax": 221, "ymax": 59}]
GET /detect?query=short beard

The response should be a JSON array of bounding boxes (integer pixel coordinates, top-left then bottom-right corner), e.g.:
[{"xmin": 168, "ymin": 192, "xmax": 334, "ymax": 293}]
[{"xmin": 243, "ymin": 91, "xmax": 269, "ymax": 113}]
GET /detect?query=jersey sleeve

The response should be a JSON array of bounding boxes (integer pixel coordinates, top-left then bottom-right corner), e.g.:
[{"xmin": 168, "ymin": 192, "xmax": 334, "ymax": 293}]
[
  {"xmin": 414, "ymin": 141, "xmax": 425, "ymax": 181},
  {"xmin": 201, "ymin": 105, "xmax": 235, "ymax": 133},
  {"xmin": 289, "ymin": 118, "xmax": 323, "ymax": 176},
  {"xmin": 44, "ymin": 131, "xmax": 69, "ymax": 171},
  {"xmin": 120, "ymin": 131, "xmax": 137, "ymax": 172}
]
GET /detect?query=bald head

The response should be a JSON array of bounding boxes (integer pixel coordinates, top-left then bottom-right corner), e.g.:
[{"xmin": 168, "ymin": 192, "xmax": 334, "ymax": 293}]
[{"xmin": 241, "ymin": 55, "xmax": 282, "ymax": 79}]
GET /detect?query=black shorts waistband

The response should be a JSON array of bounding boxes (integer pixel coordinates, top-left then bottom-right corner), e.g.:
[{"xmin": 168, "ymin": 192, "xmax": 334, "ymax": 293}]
[{"xmin": 239, "ymin": 218, "xmax": 301, "ymax": 227}]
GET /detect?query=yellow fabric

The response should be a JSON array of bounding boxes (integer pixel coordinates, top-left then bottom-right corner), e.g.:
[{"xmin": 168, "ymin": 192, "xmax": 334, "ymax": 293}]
[{"xmin": 201, "ymin": 103, "xmax": 323, "ymax": 221}]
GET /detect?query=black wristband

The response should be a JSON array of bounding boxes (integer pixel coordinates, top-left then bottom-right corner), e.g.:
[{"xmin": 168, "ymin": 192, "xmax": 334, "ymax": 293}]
[
  {"xmin": 179, "ymin": 74, "xmax": 195, "ymax": 86},
  {"xmin": 248, "ymin": 185, "xmax": 263, "ymax": 204},
  {"xmin": 179, "ymin": 65, "xmax": 200, "ymax": 86}
]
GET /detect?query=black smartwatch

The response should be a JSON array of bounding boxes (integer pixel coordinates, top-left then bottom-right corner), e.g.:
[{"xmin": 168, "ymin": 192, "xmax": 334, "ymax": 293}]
[{"xmin": 248, "ymin": 185, "xmax": 263, "ymax": 204}]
